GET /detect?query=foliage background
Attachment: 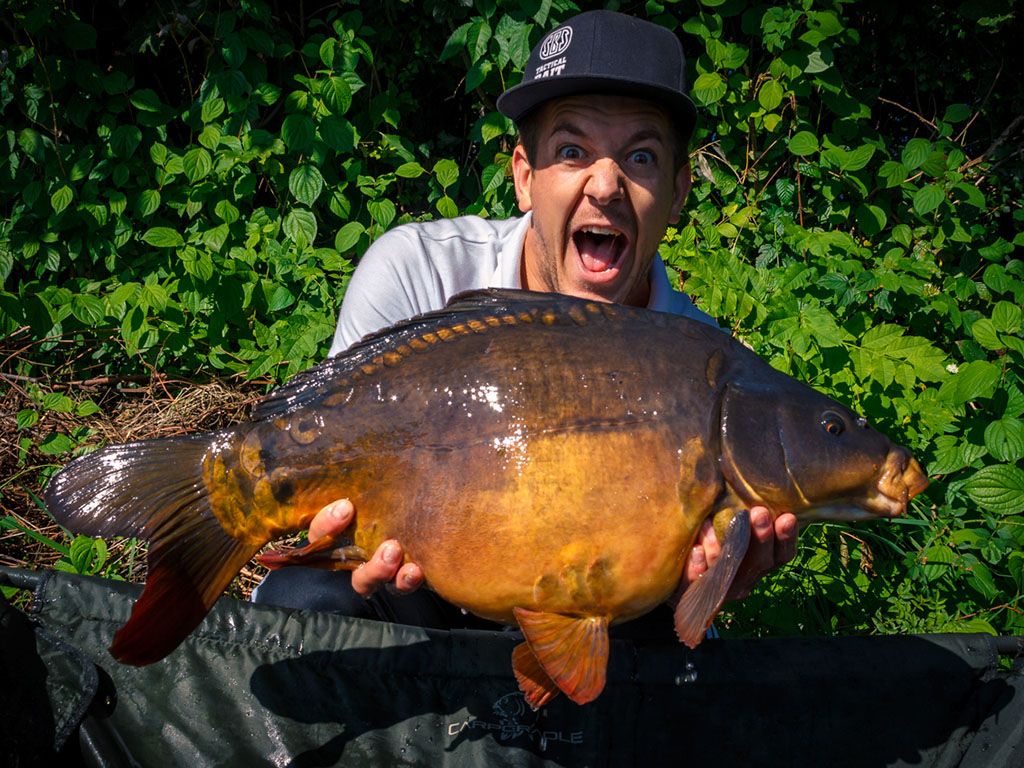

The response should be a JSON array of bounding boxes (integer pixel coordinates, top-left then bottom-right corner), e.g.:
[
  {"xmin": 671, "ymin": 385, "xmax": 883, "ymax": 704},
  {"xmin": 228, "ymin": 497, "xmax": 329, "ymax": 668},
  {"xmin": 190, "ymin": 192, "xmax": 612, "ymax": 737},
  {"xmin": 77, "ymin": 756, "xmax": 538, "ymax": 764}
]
[{"xmin": 2, "ymin": 0, "xmax": 1022, "ymax": 638}]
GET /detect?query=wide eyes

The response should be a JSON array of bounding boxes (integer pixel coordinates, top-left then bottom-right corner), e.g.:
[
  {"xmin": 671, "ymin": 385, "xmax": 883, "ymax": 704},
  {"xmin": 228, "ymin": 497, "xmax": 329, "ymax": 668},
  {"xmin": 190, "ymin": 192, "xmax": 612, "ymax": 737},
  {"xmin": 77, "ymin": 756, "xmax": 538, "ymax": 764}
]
[
  {"xmin": 555, "ymin": 146, "xmax": 656, "ymax": 165},
  {"xmin": 821, "ymin": 411, "xmax": 845, "ymax": 437}
]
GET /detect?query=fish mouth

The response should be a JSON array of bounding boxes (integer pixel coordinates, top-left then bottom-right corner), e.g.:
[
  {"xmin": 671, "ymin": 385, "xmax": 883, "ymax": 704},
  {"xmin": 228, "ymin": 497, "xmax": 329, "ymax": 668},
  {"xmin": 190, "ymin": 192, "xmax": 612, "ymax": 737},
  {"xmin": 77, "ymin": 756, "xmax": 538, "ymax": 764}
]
[
  {"xmin": 570, "ymin": 223, "xmax": 631, "ymax": 280},
  {"xmin": 869, "ymin": 448, "xmax": 929, "ymax": 515},
  {"xmin": 798, "ymin": 448, "xmax": 930, "ymax": 523}
]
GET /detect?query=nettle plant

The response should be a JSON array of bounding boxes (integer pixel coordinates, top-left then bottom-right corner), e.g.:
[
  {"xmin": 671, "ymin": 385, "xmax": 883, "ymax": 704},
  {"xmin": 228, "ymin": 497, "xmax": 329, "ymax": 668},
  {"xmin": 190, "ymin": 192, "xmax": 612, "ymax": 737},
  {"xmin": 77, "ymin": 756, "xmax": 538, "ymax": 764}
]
[{"xmin": 2, "ymin": 0, "xmax": 1022, "ymax": 636}]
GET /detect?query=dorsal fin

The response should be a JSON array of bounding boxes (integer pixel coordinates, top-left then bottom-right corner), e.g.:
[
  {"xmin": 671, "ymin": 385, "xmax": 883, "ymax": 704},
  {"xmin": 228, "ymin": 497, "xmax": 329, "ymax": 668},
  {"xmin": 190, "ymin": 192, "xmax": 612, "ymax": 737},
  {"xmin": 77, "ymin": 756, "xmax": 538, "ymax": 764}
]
[{"xmin": 251, "ymin": 289, "xmax": 605, "ymax": 421}]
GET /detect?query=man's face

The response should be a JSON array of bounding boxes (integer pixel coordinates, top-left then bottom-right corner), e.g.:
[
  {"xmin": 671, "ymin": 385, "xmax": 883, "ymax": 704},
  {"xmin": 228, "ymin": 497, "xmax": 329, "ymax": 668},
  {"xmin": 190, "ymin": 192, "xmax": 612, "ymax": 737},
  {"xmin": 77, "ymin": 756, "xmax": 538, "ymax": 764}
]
[{"xmin": 512, "ymin": 94, "xmax": 691, "ymax": 307}]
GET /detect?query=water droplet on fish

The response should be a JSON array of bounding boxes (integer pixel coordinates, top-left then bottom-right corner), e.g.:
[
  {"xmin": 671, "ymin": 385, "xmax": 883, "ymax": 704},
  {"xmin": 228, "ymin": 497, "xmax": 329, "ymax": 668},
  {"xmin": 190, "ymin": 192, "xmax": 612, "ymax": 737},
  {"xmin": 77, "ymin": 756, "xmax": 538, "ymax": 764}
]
[
  {"xmin": 460, "ymin": 608, "xmax": 468, "ymax": 615},
  {"xmin": 675, "ymin": 662, "xmax": 698, "ymax": 685}
]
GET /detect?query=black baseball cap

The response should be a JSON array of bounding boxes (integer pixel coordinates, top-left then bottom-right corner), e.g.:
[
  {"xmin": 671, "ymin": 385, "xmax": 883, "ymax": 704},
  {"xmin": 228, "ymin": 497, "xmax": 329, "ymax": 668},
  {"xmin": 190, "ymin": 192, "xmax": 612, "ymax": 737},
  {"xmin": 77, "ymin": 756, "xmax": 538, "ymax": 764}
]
[{"xmin": 496, "ymin": 10, "xmax": 698, "ymax": 136}]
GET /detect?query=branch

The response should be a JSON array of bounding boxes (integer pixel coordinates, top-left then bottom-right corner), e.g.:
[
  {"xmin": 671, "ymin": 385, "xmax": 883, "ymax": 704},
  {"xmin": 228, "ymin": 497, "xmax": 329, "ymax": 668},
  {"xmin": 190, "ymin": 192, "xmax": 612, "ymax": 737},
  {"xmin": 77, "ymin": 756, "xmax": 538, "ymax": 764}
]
[
  {"xmin": 960, "ymin": 113, "xmax": 1024, "ymax": 173},
  {"xmin": 877, "ymin": 96, "xmax": 938, "ymax": 132}
]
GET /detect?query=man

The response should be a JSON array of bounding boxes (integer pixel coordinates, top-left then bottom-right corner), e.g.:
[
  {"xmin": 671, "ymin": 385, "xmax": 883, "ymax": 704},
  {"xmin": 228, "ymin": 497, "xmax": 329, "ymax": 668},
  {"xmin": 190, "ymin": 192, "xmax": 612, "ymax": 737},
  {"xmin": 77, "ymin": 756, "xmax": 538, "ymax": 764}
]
[{"xmin": 254, "ymin": 10, "xmax": 797, "ymax": 631}]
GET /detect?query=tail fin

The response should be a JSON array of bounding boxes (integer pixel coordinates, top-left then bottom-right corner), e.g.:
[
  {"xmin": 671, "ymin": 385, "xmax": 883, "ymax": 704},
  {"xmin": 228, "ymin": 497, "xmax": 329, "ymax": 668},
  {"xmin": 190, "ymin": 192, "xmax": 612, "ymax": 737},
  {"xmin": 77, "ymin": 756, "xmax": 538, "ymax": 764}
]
[{"xmin": 44, "ymin": 433, "xmax": 261, "ymax": 665}]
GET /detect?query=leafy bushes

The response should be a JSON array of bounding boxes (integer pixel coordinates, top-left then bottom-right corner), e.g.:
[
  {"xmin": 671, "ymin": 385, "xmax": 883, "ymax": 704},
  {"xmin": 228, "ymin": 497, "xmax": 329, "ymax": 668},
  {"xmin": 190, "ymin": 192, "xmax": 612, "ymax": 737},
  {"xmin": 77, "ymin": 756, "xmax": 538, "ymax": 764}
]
[{"xmin": 3, "ymin": 0, "xmax": 1022, "ymax": 638}]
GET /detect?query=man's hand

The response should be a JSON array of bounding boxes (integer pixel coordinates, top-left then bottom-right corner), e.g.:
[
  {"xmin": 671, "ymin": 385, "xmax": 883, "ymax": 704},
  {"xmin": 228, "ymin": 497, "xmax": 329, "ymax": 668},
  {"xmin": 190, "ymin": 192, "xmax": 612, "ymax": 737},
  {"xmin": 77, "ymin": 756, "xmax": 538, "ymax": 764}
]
[
  {"xmin": 308, "ymin": 499, "xmax": 424, "ymax": 597},
  {"xmin": 679, "ymin": 506, "xmax": 798, "ymax": 600}
]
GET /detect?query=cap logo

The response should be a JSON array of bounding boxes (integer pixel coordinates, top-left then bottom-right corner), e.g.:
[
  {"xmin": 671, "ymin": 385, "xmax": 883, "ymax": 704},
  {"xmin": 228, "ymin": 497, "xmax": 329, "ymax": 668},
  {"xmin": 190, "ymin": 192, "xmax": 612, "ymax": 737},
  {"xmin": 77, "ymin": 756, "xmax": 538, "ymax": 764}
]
[{"xmin": 539, "ymin": 26, "xmax": 572, "ymax": 60}]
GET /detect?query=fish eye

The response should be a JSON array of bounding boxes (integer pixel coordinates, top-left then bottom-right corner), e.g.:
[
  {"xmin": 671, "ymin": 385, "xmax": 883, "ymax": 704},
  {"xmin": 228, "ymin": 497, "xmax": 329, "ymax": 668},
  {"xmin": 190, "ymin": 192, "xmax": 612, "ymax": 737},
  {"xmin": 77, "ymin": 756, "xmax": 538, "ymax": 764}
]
[{"xmin": 821, "ymin": 411, "xmax": 845, "ymax": 437}]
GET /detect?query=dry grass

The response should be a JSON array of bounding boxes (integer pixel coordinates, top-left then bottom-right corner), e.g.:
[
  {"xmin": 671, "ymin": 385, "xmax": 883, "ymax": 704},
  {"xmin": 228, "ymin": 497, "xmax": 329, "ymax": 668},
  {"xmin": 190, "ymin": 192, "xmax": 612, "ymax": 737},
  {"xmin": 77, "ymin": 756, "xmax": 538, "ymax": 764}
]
[{"xmin": 0, "ymin": 373, "xmax": 275, "ymax": 597}]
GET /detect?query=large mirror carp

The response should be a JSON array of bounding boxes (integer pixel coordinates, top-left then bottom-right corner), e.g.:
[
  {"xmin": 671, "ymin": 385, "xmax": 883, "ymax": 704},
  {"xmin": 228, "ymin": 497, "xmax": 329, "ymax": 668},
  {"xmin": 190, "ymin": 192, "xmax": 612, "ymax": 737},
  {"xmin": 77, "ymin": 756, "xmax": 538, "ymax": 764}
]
[{"xmin": 46, "ymin": 289, "xmax": 929, "ymax": 708}]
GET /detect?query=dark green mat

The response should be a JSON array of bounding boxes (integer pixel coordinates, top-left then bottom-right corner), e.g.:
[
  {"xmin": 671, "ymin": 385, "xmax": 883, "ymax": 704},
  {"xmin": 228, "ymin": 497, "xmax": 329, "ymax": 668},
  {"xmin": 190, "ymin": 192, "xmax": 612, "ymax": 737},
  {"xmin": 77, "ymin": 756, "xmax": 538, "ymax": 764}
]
[{"xmin": 4, "ymin": 568, "xmax": 1022, "ymax": 767}]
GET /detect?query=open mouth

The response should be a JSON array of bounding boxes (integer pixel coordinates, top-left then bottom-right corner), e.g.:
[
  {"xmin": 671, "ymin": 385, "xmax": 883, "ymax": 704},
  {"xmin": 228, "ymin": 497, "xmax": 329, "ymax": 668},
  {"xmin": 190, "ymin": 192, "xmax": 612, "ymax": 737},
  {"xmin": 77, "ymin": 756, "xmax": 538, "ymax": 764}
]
[{"xmin": 572, "ymin": 225, "xmax": 628, "ymax": 274}]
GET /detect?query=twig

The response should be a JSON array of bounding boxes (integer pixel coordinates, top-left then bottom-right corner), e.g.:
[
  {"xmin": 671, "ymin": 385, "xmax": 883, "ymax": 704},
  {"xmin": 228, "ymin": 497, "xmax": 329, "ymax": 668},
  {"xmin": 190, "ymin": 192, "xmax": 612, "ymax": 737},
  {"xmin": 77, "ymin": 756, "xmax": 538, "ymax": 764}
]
[{"xmin": 877, "ymin": 96, "xmax": 938, "ymax": 133}]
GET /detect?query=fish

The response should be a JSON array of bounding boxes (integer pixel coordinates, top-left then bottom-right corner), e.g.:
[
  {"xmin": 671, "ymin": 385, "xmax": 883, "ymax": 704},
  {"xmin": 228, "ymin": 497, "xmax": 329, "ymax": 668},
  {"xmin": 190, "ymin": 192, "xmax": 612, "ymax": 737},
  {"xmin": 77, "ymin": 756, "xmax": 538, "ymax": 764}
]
[{"xmin": 45, "ymin": 289, "xmax": 929, "ymax": 708}]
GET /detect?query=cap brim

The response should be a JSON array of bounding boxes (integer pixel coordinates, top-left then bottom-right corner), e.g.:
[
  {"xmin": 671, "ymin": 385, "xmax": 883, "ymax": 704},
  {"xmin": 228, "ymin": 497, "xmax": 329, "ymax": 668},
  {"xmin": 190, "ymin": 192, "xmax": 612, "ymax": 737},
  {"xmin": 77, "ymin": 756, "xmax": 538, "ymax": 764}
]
[{"xmin": 497, "ymin": 75, "xmax": 698, "ymax": 135}]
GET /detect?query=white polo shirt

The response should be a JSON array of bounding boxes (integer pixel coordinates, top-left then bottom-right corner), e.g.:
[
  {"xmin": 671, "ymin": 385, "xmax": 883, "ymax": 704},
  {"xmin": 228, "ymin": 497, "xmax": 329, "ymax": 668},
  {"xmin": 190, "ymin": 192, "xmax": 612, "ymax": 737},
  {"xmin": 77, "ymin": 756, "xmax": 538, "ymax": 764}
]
[{"xmin": 328, "ymin": 212, "xmax": 718, "ymax": 356}]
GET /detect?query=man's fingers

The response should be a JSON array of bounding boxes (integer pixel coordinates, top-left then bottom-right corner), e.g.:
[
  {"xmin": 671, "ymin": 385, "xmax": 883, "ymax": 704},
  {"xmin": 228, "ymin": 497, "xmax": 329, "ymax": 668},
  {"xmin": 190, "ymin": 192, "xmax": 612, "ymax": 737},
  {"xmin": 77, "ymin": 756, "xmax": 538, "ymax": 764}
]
[
  {"xmin": 351, "ymin": 539, "xmax": 404, "ymax": 597},
  {"xmin": 388, "ymin": 562, "xmax": 425, "ymax": 595},
  {"xmin": 307, "ymin": 498, "xmax": 355, "ymax": 543},
  {"xmin": 774, "ymin": 512, "xmax": 798, "ymax": 565}
]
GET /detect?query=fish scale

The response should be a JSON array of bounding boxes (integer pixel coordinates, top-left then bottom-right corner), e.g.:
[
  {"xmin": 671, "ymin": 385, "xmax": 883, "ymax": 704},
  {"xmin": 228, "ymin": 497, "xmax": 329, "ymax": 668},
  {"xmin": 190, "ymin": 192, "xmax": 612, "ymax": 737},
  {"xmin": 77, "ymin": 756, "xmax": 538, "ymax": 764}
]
[{"xmin": 45, "ymin": 288, "xmax": 928, "ymax": 707}]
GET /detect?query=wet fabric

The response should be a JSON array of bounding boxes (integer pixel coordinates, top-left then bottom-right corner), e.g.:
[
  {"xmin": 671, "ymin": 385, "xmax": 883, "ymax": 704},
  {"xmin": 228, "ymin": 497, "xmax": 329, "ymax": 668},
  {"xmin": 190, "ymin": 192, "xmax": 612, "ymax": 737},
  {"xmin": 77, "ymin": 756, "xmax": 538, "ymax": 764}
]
[{"xmin": 10, "ymin": 569, "xmax": 1024, "ymax": 767}]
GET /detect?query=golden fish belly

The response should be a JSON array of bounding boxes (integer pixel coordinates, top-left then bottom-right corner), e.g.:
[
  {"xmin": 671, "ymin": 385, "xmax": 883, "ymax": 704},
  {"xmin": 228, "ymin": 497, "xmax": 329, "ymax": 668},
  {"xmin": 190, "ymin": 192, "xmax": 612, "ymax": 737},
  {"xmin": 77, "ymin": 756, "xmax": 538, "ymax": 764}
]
[{"xmin": 343, "ymin": 417, "xmax": 709, "ymax": 625}]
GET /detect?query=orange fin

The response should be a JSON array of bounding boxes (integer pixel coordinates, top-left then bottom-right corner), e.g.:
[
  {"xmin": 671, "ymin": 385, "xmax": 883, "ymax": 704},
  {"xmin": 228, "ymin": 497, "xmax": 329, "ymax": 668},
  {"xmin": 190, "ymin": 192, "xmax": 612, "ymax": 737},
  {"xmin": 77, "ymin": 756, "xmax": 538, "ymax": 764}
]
[
  {"xmin": 258, "ymin": 538, "xmax": 368, "ymax": 571},
  {"xmin": 111, "ymin": 536, "xmax": 260, "ymax": 665},
  {"xmin": 44, "ymin": 433, "xmax": 266, "ymax": 665},
  {"xmin": 513, "ymin": 606, "xmax": 609, "ymax": 706},
  {"xmin": 674, "ymin": 508, "xmax": 751, "ymax": 649},
  {"xmin": 512, "ymin": 642, "xmax": 562, "ymax": 710}
]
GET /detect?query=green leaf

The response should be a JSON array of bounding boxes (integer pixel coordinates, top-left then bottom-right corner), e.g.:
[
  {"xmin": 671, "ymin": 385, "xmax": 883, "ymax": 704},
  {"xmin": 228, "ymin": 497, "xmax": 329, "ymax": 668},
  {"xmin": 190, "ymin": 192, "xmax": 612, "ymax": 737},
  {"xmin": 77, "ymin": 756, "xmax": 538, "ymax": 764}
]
[
  {"xmin": 282, "ymin": 114, "xmax": 316, "ymax": 151},
  {"xmin": 433, "ymin": 158, "xmax": 460, "ymax": 190},
  {"xmin": 198, "ymin": 125, "xmax": 221, "ymax": 151},
  {"xmin": 17, "ymin": 409, "xmax": 39, "ymax": 429},
  {"xmin": 39, "ymin": 433, "xmax": 76, "ymax": 454},
  {"xmin": 992, "ymin": 301, "xmax": 1022, "ymax": 333},
  {"xmin": 201, "ymin": 97, "xmax": 225, "ymax": 123},
  {"xmin": 319, "ymin": 116, "xmax": 357, "ymax": 153},
  {"xmin": 913, "ymin": 184, "xmax": 944, "ymax": 215},
  {"xmin": 42, "ymin": 393, "xmax": 74, "ymax": 413},
  {"xmin": 439, "ymin": 22, "xmax": 470, "ymax": 62},
  {"xmin": 467, "ymin": 20, "xmax": 492, "ymax": 63},
  {"xmin": 202, "ymin": 223, "xmax": 230, "ymax": 252},
  {"xmin": 71, "ymin": 294, "xmax": 104, "ymax": 325},
  {"xmin": 963, "ymin": 464, "xmax": 1024, "ymax": 514},
  {"xmin": 902, "ymin": 138, "xmax": 932, "ymax": 170},
  {"xmin": 692, "ymin": 72, "xmax": 727, "ymax": 105},
  {"xmin": 789, "ymin": 131, "xmax": 819, "ymax": 156},
  {"xmin": 855, "ymin": 204, "xmax": 886, "ymax": 236},
  {"xmin": 283, "ymin": 208, "xmax": 318, "ymax": 246},
  {"xmin": 367, "ymin": 198, "xmax": 396, "ymax": 229},
  {"xmin": 289, "ymin": 165, "xmax": 325, "ymax": 206},
  {"xmin": 395, "ymin": 161, "xmax": 426, "ymax": 178},
  {"xmin": 480, "ymin": 111, "xmax": 512, "ymax": 144},
  {"xmin": 940, "ymin": 360, "xmax": 1001, "ymax": 405},
  {"xmin": 922, "ymin": 544, "xmax": 955, "ymax": 581},
  {"xmin": 971, "ymin": 318, "xmax": 1002, "ymax": 350},
  {"xmin": 137, "ymin": 189, "xmax": 161, "ymax": 218},
  {"xmin": 481, "ymin": 164, "xmax": 506, "ymax": 195},
  {"xmin": 436, "ymin": 195, "xmax": 459, "ymax": 219},
  {"xmin": 214, "ymin": 199, "xmax": 240, "ymax": 224},
  {"xmin": 943, "ymin": 104, "xmax": 971, "ymax": 123},
  {"xmin": 323, "ymin": 76, "xmax": 353, "ymax": 114},
  {"xmin": 921, "ymin": 544, "xmax": 955, "ymax": 581},
  {"xmin": 877, "ymin": 160, "xmax": 906, "ymax": 188},
  {"xmin": 51, "ymin": 184, "xmax": 73, "ymax": 214},
  {"xmin": 141, "ymin": 227, "xmax": 184, "ymax": 248},
  {"xmin": 758, "ymin": 79, "xmax": 784, "ymax": 110},
  {"xmin": 129, "ymin": 89, "xmax": 164, "ymax": 112},
  {"xmin": 984, "ymin": 417, "xmax": 1024, "ymax": 463},
  {"xmin": 182, "ymin": 148, "xmax": 213, "ymax": 183},
  {"xmin": 334, "ymin": 221, "xmax": 364, "ymax": 252}
]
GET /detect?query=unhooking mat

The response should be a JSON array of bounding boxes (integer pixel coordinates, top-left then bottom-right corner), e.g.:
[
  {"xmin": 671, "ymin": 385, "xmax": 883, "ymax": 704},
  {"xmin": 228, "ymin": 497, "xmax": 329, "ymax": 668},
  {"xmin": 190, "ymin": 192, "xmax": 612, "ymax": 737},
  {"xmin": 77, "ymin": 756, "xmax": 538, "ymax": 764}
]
[{"xmin": 3, "ymin": 568, "xmax": 1023, "ymax": 767}]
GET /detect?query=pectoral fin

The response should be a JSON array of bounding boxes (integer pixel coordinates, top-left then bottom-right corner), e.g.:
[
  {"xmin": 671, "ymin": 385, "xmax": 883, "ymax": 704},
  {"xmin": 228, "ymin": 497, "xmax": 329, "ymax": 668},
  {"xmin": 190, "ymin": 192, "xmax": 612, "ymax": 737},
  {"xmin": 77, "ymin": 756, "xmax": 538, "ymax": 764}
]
[
  {"xmin": 257, "ymin": 536, "xmax": 369, "ymax": 570},
  {"xmin": 512, "ymin": 606, "xmax": 609, "ymax": 708},
  {"xmin": 673, "ymin": 508, "xmax": 751, "ymax": 649}
]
